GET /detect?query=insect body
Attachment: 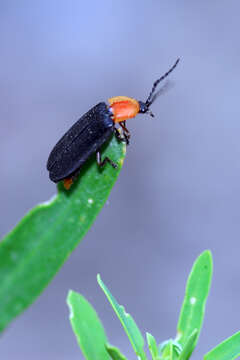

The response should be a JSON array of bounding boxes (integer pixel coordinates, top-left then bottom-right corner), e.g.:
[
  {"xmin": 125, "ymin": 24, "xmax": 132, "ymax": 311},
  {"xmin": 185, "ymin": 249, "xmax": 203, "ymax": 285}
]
[{"xmin": 47, "ymin": 58, "xmax": 179, "ymax": 189}]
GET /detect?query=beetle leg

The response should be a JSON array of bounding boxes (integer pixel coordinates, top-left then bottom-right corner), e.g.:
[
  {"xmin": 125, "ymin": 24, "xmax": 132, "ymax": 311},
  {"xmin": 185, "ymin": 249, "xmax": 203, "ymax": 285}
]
[
  {"xmin": 114, "ymin": 127, "xmax": 128, "ymax": 143},
  {"xmin": 120, "ymin": 121, "xmax": 130, "ymax": 136},
  {"xmin": 124, "ymin": 133, "xmax": 130, "ymax": 145},
  {"xmin": 114, "ymin": 125, "xmax": 130, "ymax": 145},
  {"xmin": 119, "ymin": 121, "xmax": 130, "ymax": 145},
  {"xmin": 96, "ymin": 150, "xmax": 118, "ymax": 169},
  {"xmin": 72, "ymin": 168, "xmax": 80, "ymax": 181}
]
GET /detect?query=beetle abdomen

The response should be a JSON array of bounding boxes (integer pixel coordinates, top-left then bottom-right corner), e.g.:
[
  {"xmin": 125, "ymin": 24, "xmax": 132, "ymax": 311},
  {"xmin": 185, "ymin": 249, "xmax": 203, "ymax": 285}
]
[{"xmin": 47, "ymin": 102, "xmax": 114, "ymax": 182}]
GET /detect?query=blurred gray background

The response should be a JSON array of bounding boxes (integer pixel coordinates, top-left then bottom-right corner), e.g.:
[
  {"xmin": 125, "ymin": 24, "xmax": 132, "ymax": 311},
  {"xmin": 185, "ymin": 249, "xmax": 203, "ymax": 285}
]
[{"xmin": 1, "ymin": 1, "xmax": 240, "ymax": 359}]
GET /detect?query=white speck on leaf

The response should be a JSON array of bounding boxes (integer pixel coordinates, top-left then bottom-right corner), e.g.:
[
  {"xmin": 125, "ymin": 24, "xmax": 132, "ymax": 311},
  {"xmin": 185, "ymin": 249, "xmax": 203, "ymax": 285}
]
[
  {"xmin": 190, "ymin": 297, "xmax": 197, "ymax": 305},
  {"xmin": 88, "ymin": 198, "xmax": 94, "ymax": 204}
]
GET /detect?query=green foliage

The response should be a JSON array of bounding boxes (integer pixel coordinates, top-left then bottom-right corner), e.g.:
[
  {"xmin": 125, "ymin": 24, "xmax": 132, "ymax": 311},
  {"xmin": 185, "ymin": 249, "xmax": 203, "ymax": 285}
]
[
  {"xmin": 67, "ymin": 251, "xmax": 240, "ymax": 360},
  {"xmin": 0, "ymin": 136, "xmax": 126, "ymax": 332},
  {"xmin": 204, "ymin": 331, "xmax": 240, "ymax": 360},
  {"xmin": 97, "ymin": 274, "xmax": 147, "ymax": 360},
  {"xmin": 146, "ymin": 332, "xmax": 160, "ymax": 360},
  {"xmin": 158, "ymin": 339, "xmax": 182, "ymax": 360},
  {"xmin": 176, "ymin": 251, "xmax": 213, "ymax": 352},
  {"xmin": 67, "ymin": 290, "xmax": 110, "ymax": 360},
  {"xmin": 177, "ymin": 329, "xmax": 198, "ymax": 360},
  {"xmin": 105, "ymin": 344, "xmax": 128, "ymax": 360}
]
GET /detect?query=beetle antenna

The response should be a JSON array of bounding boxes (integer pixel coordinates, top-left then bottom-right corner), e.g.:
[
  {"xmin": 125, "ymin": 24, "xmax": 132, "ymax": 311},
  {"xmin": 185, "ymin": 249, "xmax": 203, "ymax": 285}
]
[
  {"xmin": 145, "ymin": 58, "xmax": 180, "ymax": 107},
  {"xmin": 149, "ymin": 80, "xmax": 174, "ymax": 105}
]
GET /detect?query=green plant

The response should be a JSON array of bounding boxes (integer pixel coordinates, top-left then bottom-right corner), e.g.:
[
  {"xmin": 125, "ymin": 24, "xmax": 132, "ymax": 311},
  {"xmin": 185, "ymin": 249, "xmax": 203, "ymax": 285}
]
[
  {"xmin": 67, "ymin": 251, "xmax": 240, "ymax": 360},
  {"xmin": 0, "ymin": 137, "xmax": 126, "ymax": 332}
]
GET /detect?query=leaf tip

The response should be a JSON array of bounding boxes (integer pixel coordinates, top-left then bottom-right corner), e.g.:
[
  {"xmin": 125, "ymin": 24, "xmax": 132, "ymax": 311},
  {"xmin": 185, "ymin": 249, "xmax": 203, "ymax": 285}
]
[
  {"xmin": 97, "ymin": 273, "xmax": 102, "ymax": 285},
  {"xmin": 193, "ymin": 250, "xmax": 213, "ymax": 274},
  {"xmin": 199, "ymin": 249, "xmax": 212, "ymax": 261},
  {"xmin": 66, "ymin": 289, "xmax": 72, "ymax": 303},
  {"xmin": 66, "ymin": 289, "xmax": 76, "ymax": 320},
  {"xmin": 66, "ymin": 289, "xmax": 75, "ymax": 301}
]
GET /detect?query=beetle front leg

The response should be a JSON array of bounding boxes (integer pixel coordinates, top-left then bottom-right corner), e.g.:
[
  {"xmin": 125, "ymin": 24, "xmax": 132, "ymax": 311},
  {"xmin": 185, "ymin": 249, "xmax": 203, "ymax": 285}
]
[
  {"xmin": 119, "ymin": 121, "xmax": 130, "ymax": 145},
  {"xmin": 114, "ymin": 127, "xmax": 128, "ymax": 144},
  {"xmin": 114, "ymin": 126, "xmax": 130, "ymax": 145},
  {"xmin": 96, "ymin": 150, "xmax": 118, "ymax": 169}
]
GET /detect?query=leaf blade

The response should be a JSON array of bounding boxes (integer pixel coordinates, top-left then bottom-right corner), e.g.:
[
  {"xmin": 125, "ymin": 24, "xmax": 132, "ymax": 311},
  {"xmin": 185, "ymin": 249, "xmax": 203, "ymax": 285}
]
[
  {"xmin": 176, "ymin": 250, "xmax": 213, "ymax": 349},
  {"xmin": 97, "ymin": 274, "xmax": 147, "ymax": 360},
  {"xmin": 204, "ymin": 331, "xmax": 240, "ymax": 360},
  {"xmin": 161, "ymin": 340, "xmax": 174, "ymax": 360},
  {"xmin": 146, "ymin": 332, "xmax": 160, "ymax": 360},
  {"xmin": 67, "ymin": 290, "xmax": 110, "ymax": 360},
  {"xmin": 105, "ymin": 344, "xmax": 128, "ymax": 360},
  {"xmin": 0, "ymin": 137, "xmax": 126, "ymax": 332},
  {"xmin": 178, "ymin": 329, "xmax": 198, "ymax": 360}
]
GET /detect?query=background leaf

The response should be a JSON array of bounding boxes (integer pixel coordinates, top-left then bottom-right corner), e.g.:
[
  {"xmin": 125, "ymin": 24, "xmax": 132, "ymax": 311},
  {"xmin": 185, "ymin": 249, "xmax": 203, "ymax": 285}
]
[
  {"xmin": 97, "ymin": 274, "xmax": 147, "ymax": 360},
  {"xmin": 159, "ymin": 340, "xmax": 181, "ymax": 360},
  {"xmin": 105, "ymin": 344, "xmax": 128, "ymax": 360},
  {"xmin": 176, "ymin": 250, "xmax": 213, "ymax": 351},
  {"xmin": 160, "ymin": 340, "xmax": 174, "ymax": 360},
  {"xmin": 67, "ymin": 290, "xmax": 110, "ymax": 360},
  {"xmin": 146, "ymin": 332, "xmax": 160, "ymax": 360},
  {"xmin": 204, "ymin": 331, "xmax": 240, "ymax": 360},
  {"xmin": 0, "ymin": 137, "xmax": 125, "ymax": 332},
  {"xmin": 178, "ymin": 329, "xmax": 198, "ymax": 360}
]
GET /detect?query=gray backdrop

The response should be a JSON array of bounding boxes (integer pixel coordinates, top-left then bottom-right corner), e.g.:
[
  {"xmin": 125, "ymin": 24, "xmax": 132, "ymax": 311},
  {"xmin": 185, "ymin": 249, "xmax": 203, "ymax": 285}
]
[{"xmin": 1, "ymin": 1, "xmax": 240, "ymax": 359}]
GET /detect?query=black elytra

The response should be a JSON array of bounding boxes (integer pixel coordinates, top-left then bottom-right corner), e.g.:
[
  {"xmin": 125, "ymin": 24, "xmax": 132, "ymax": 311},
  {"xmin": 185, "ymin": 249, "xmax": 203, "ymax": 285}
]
[{"xmin": 47, "ymin": 102, "xmax": 115, "ymax": 183}]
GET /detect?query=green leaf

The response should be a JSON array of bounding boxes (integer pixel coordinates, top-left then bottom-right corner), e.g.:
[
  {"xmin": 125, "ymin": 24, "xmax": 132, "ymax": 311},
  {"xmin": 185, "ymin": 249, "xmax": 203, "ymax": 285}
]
[
  {"xmin": 178, "ymin": 329, "xmax": 198, "ymax": 360},
  {"xmin": 105, "ymin": 344, "xmax": 128, "ymax": 360},
  {"xmin": 97, "ymin": 274, "xmax": 147, "ymax": 360},
  {"xmin": 146, "ymin": 332, "xmax": 160, "ymax": 360},
  {"xmin": 67, "ymin": 290, "xmax": 110, "ymax": 360},
  {"xmin": 204, "ymin": 331, "xmax": 240, "ymax": 360},
  {"xmin": 176, "ymin": 250, "xmax": 213, "ymax": 351},
  {"xmin": 0, "ymin": 137, "xmax": 126, "ymax": 332},
  {"xmin": 160, "ymin": 340, "xmax": 173, "ymax": 360},
  {"xmin": 159, "ymin": 340, "xmax": 181, "ymax": 360}
]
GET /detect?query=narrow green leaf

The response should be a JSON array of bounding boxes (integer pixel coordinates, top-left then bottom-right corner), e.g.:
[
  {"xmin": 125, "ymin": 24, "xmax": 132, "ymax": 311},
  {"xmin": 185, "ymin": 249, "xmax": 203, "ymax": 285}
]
[
  {"xmin": 67, "ymin": 290, "xmax": 110, "ymax": 360},
  {"xmin": 178, "ymin": 329, "xmax": 198, "ymax": 360},
  {"xmin": 0, "ymin": 137, "xmax": 126, "ymax": 332},
  {"xmin": 159, "ymin": 340, "xmax": 182, "ymax": 357},
  {"xmin": 159, "ymin": 340, "xmax": 181, "ymax": 360},
  {"xmin": 97, "ymin": 274, "xmax": 147, "ymax": 360},
  {"xmin": 204, "ymin": 331, "xmax": 240, "ymax": 360},
  {"xmin": 146, "ymin": 332, "xmax": 160, "ymax": 360},
  {"xmin": 105, "ymin": 344, "xmax": 128, "ymax": 360},
  {"xmin": 176, "ymin": 250, "xmax": 213, "ymax": 349},
  {"xmin": 161, "ymin": 340, "xmax": 173, "ymax": 360}
]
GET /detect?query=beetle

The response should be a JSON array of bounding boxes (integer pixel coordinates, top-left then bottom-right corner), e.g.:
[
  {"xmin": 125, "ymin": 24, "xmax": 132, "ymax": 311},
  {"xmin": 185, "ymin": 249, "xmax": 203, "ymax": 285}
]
[{"xmin": 47, "ymin": 58, "xmax": 179, "ymax": 189}]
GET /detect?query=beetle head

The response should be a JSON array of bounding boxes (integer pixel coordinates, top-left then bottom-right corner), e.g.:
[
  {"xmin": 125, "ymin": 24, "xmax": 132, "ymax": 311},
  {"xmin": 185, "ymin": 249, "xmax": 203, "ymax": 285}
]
[{"xmin": 138, "ymin": 101, "xmax": 154, "ymax": 117}]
